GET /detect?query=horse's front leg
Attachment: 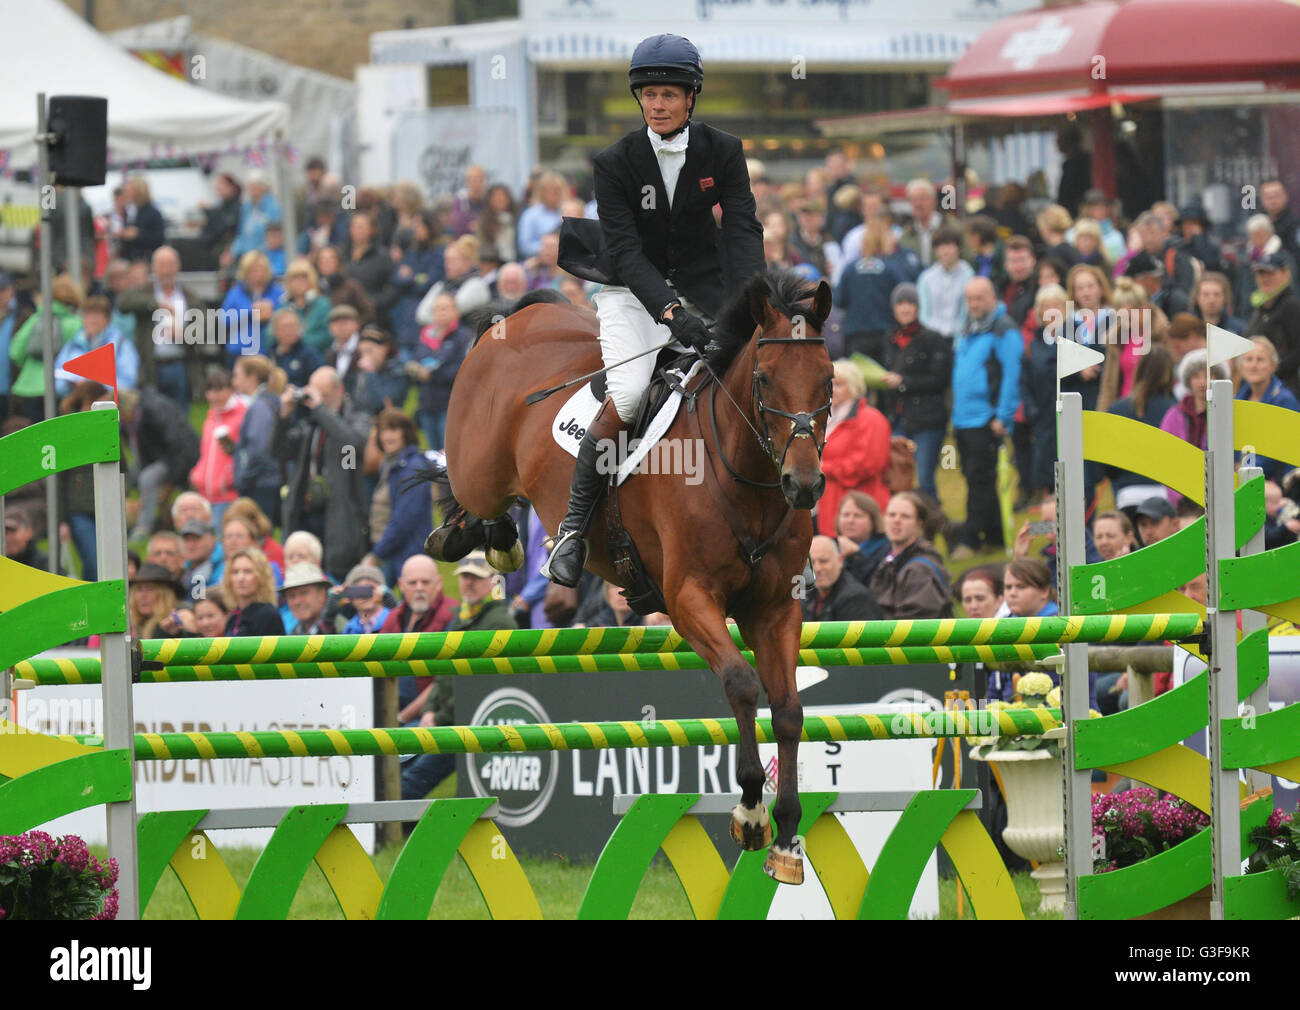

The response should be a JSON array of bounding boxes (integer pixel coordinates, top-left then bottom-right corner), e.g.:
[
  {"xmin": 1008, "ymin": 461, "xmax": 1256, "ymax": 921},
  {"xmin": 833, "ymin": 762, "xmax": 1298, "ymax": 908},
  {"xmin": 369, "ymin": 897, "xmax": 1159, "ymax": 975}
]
[
  {"xmin": 737, "ymin": 600, "xmax": 804, "ymax": 884},
  {"xmin": 669, "ymin": 580, "xmax": 771, "ymax": 853}
]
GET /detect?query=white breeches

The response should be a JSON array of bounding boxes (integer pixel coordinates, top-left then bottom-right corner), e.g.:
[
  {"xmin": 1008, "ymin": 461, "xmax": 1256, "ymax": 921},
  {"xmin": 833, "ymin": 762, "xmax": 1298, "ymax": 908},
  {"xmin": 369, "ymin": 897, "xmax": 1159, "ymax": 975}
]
[{"xmin": 592, "ymin": 286, "xmax": 684, "ymax": 423}]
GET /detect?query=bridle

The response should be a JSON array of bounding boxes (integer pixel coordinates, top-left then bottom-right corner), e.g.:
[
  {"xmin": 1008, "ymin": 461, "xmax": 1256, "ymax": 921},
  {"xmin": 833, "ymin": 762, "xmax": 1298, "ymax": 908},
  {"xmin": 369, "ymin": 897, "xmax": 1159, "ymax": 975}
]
[{"xmin": 703, "ymin": 331, "xmax": 832, "ymax": 490}]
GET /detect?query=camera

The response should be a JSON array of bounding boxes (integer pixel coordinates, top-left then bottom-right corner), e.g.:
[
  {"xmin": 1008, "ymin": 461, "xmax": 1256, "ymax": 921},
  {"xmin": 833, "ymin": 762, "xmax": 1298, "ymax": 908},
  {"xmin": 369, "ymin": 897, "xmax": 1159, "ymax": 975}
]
[{"xmin": 292, "ymin": 387, "xmax": 310, "ymax": 404}]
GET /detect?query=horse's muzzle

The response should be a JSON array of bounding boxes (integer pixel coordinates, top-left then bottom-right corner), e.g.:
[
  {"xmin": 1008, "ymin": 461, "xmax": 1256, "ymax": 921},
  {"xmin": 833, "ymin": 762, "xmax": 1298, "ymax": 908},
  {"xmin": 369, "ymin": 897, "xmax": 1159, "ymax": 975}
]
[{"xmin": 781, "ymin": 471, "xmax": 826, "ymax": 511}]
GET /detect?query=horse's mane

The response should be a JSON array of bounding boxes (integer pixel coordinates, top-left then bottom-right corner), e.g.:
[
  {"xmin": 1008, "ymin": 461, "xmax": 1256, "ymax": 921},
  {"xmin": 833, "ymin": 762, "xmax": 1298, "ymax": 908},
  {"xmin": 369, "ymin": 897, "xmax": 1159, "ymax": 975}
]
[{"xmin": 706, "ymin": 269, "xmax": 821, "ymax": 373}]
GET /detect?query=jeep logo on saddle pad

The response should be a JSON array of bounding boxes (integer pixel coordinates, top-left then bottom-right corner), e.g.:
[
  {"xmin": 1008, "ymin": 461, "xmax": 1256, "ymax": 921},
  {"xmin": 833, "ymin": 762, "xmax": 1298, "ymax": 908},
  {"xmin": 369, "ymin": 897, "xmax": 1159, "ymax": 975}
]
[{"xmin": 465, "ymin": 688, "xmax": 559, "ymax": 827}]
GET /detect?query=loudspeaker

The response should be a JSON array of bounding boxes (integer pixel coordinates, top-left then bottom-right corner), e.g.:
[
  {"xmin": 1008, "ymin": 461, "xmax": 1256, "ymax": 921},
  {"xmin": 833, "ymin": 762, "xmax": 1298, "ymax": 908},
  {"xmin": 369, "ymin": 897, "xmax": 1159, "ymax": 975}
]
[{"xmin": 48, "ymin": 95, "xmax": 108, "ymax": 188}]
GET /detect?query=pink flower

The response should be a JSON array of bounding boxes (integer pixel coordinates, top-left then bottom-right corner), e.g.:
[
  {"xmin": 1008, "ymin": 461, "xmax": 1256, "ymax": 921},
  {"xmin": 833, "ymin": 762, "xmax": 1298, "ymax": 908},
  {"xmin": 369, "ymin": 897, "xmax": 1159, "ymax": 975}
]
[
  {"xmin": 54, "ymin": 836, "xmax": 90, "ymax": 873},
  {"xmin": 92, "ymin": 891, "xmax": 120, "ymax": 921}
]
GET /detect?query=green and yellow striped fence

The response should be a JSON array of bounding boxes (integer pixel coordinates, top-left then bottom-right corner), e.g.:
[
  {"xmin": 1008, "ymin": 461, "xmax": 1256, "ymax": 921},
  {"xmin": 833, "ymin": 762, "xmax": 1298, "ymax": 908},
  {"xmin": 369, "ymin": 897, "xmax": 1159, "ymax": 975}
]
[{"xmin": 60, "ymin": 708, "xmax": 1062, "ymax": 761}]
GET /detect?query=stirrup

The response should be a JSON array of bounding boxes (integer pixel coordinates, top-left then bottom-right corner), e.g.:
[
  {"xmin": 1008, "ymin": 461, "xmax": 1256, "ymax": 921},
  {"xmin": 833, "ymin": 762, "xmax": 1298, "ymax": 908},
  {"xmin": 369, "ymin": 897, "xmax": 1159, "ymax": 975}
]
[{"xmin": 539, "ymin": 528, "xmax": 588, "ymax": 585}]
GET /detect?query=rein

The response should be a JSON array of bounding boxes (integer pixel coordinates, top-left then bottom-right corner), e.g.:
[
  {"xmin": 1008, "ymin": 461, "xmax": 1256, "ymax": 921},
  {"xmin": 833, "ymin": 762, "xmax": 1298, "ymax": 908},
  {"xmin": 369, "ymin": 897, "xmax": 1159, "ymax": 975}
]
[{"xmin": 691, "ymin": 327, "xmax": 831, "ymax": 575}]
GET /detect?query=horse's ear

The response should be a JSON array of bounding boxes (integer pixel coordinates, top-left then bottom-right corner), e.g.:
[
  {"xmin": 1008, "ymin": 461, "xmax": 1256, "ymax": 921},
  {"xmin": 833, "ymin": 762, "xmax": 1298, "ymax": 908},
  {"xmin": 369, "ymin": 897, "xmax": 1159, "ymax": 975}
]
[
  {"xmin": 811, "ymin": 280, "xmax": 833, "ymax": 325},
  {"xmin": 748, "ymin": 277, "xmax": 773, "ymax": 327}
]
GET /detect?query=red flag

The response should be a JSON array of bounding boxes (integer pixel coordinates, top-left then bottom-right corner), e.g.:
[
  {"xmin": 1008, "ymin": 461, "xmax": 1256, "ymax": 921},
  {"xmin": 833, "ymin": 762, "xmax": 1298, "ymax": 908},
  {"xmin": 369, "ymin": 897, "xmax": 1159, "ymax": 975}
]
[{"xmin": 61, "ymin": 344, "xmax": 118, "ymax": 401}]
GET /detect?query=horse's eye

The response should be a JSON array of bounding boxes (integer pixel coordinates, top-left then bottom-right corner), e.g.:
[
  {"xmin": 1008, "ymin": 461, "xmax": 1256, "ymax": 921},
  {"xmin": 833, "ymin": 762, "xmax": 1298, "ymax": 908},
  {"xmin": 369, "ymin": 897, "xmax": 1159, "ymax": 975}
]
[{"xmin": 757, "ymin": 373, "xmax": 770, "ymax": 386}]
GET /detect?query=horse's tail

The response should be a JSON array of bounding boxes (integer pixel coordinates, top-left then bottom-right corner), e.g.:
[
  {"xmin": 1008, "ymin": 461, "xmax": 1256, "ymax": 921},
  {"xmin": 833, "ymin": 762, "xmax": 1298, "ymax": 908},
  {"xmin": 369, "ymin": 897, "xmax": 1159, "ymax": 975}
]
[
  {"xmin": 467, "ymin": 288, "xmax": 570, "ymax": 346},
  {"xmin": 401, "ymin": 456, "xmax": 445, "ymax": 495}
]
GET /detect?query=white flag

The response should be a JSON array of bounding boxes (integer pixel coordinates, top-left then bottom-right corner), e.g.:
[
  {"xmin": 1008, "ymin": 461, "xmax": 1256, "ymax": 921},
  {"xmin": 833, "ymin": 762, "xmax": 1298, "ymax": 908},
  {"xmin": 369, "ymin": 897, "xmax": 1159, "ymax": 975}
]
[
  {"xmin": 1207, "ymin": 323, "xmax": 1255, "ymax": 369},
  {"xmin": 1056, "ymin": 337, "xmax": 1105, "ymax": 381}
]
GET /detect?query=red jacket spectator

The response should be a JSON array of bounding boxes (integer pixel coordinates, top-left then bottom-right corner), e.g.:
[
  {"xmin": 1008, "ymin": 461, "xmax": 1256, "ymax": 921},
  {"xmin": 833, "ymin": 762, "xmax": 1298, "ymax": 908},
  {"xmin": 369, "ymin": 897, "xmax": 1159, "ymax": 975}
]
[
  {"xmin": 817, "ymin": 397, "xmax": 892, "ymax": 536},
  {"xmin": 190, "ymin": 394, "xmax": 247, "ymax": 506},
  {"xmin": 380, "ymin": 591, "xmax": 458, "ymax": 701}
]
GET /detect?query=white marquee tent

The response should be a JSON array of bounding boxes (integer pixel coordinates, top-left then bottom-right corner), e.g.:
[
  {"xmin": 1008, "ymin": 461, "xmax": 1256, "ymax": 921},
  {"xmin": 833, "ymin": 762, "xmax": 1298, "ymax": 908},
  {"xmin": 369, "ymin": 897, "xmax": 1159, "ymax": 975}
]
[{"xmin": 0, "ymin": 0, "xmax": 290, "ymax": 169}]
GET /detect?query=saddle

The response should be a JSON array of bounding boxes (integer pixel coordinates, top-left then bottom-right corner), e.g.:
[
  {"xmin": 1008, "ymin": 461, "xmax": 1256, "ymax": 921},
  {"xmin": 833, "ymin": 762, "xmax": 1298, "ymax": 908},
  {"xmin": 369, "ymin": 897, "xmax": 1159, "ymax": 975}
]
[{"xmin": 591, "ymin": 346, "xmax": 699, "ymax": 446}]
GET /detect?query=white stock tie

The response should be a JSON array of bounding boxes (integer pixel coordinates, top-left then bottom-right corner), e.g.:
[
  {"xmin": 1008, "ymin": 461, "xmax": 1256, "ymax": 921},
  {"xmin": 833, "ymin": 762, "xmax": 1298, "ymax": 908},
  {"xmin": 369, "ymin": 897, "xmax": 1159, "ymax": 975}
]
[{"xmin": 647, "ymin": 126, "xmax": 689, "ymax": 210}]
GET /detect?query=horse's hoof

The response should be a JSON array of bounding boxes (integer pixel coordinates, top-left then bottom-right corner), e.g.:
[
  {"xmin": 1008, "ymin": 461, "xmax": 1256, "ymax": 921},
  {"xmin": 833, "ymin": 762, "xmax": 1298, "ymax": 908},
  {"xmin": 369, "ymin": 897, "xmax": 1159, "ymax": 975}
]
[
  {"xmin": 763, "ymin": 840, "xmax": 805, "ymax": 885},
  {"xmin": 730, "ymin": 803, "xmax": 772, "ymax": 851},
  {"xmin": 424, "ymin": 526, "xmax": 452, "ymax": 561},
  {"xmin": 487, "ymin": 540, "xmax": 525, "ymax": 573},
  {"xmin": 426, "ymin": 521, "xmax": 480, "ymax": 563}
]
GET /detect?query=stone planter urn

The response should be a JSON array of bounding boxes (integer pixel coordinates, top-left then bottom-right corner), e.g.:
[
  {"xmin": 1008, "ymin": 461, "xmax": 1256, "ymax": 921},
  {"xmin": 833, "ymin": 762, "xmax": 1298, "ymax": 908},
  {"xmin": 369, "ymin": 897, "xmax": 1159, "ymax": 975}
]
[{"xmin": 970, "ymin": 747, "xmax": 1065, "ymax": 913}]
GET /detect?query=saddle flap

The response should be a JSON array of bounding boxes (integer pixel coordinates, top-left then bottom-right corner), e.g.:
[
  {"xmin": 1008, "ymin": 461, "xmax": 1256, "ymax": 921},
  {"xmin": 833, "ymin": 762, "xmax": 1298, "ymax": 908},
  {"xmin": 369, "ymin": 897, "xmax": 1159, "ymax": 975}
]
[{"xmin": 550, "ymin": 358, "xmax": 706, "ymax": 486}]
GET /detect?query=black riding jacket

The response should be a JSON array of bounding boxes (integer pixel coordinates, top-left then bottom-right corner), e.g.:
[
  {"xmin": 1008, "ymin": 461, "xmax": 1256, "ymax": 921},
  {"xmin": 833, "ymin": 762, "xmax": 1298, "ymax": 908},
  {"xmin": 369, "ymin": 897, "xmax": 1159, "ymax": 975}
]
[{"xmin": 564, "ymin": 123, "xmax": 764, "ymax": 321}]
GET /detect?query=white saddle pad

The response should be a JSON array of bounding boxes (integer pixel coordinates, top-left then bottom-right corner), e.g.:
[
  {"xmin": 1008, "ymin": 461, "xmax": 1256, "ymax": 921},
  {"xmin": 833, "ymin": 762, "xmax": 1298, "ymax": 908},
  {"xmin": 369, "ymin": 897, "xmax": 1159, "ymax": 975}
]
[{"xmin": 551, "ymin": 359, "xmax": 705, "ymax": 487}]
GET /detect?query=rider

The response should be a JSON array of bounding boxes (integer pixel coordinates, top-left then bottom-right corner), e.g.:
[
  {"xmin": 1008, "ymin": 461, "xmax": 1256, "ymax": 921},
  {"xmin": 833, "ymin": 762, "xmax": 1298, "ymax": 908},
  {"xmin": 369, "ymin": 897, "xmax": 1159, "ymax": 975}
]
[{"xmin": 542, "ymin": 33, "xmax": 765, "ymax": 587}]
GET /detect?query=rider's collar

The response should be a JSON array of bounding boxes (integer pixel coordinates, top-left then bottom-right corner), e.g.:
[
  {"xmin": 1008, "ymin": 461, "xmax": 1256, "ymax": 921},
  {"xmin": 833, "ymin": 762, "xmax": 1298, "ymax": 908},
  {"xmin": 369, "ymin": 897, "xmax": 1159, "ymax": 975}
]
[{"xmin": 647, "ymin": 124, "xmax": 690, "ymax": 154}]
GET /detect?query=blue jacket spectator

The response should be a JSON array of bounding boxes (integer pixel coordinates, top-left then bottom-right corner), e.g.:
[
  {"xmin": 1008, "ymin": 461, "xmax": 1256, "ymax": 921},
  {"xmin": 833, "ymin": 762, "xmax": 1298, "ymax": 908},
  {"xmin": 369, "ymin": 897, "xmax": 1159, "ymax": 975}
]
[
  {"xmin": 230, "ymin": 357, "xmax": 284, "ymax": 525},
  {"xmin": 391, "ymin": 211, "xmax": 446, "ymax": 357},
  {"xmin": 883, "ymin": 245, "xmax": 922, "ymax": 284},
  {"xmin": 414, "ymin": 317, "xmax": 472, "ymax": 451},
  {"xmin": 950, "ymin": 291, "xmax": 1022, "ymax": 554},
  {"xmin": 369, "ymin": 424, "xmax": 434, "ymax": 583},
  {"xmin": 118, "ymin": 179, "xmax": 166, "ymax": 263},
  {"xmin": 952, "ymin": 301, "xmax": 1022, "ymax": 431},
  {"xmin": 415, "ymin": 323, "xmax": 472, "ymax": 408},
  {"xmin": 221, "ymin": 252, "xmax": 283, "ymax": 364},
  {"xmin": 53, "ymin": 298, "xmax": 140, "ymax": 397},
  {"xmin": 352, "ymin": 329, "xmax": 410, "ymax": 417},
  {"xmin": 516, "ymin": 173, "xmax": 565, "ymax": 259},
  {"xmin": 230, "ymin": 174, "xmax": 283, "ymax": 261},
  {"xmin": 271, "ymin": 329, "xmax": 321, "ymax": 391},
  {"xmin": 836, "ymin": 221, "xmax": 908, "ymax": 361}
]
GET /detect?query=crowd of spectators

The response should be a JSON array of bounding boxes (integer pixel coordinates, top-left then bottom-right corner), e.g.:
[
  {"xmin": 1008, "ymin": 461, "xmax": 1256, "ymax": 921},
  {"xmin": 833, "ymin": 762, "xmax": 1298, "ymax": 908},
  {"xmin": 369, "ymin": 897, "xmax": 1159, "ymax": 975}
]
[{"xmin": 5, "ymin": 147, "xmax": 1300, "ymax": 803}]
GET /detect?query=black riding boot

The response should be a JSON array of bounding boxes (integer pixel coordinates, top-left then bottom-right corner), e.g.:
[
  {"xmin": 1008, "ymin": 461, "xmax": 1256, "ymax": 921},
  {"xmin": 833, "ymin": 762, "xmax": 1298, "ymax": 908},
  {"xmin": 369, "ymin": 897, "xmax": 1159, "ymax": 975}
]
[{"xmin": 542, "ymin": 398, "xmax": 626, "ymax": 587}]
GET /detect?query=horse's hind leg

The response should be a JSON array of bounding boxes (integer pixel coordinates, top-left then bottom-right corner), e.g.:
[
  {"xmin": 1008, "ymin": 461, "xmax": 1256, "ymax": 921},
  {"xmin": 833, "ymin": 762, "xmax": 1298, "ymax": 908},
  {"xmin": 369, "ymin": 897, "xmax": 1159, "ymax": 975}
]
[
  {"xmin": 425, "ymin": 470, "xmax": 486, "ymax": 563},
  {"xmin": 483, "ymin": 515, "xmax": 524, "ymax": 572},
  {"xmin": 738, "ymin": 602, "xmax": 805, "ymax": 885},
  {"xmin": 670, "ymin": 581, "xmax": 771, "ymax": 853}
]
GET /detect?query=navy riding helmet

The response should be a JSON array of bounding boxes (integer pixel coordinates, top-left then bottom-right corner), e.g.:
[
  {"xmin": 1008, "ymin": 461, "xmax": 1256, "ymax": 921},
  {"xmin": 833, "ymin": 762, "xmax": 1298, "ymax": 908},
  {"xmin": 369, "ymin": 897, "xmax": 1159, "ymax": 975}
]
[
  {"xmin": 629, "ymin": 34, "xmax": 703, "ymax": 136},
  {"xmin": 628, "ymin": 33, "xmax": 704, "ymax": 93}
]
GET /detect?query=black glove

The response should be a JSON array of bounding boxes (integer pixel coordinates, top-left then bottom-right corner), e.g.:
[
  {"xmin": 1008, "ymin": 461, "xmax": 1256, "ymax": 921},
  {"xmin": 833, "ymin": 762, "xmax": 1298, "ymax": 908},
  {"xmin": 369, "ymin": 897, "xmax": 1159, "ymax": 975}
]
[{"xmin": 663, "ymin": 306, "xmax": 712, "ymax": 351}]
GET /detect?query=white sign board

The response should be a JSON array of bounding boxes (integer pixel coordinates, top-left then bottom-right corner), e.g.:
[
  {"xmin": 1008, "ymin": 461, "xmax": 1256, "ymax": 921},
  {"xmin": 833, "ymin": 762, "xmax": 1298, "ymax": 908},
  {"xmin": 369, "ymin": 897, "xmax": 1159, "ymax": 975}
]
[
  {"xmin": 760, "ymin": 702, "xmax": 941, "ymax": 920},
  {"xmin": 19, "ymin": 675, "xmax": 375, "ymax": 851},
  {"xmin": 391, "ymin": 108, "xmax": 522, "ymax": 203},
  {"xmin": 357, "ymin": 63, "xmax": 428, "ymax": 186}
]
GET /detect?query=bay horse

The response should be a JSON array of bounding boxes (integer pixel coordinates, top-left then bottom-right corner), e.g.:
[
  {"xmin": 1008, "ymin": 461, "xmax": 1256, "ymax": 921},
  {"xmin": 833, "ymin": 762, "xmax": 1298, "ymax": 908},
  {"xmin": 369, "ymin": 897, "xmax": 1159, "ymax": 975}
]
[{"xmin": 431, "ymin": 270, "xmax": 833, "ymax": 883}]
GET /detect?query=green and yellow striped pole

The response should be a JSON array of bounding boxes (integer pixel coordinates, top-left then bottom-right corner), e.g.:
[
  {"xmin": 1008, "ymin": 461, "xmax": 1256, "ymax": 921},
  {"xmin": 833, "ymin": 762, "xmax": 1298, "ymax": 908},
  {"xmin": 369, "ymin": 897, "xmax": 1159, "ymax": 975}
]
[
  {"xmin": 62, "ymin": 708, "xmax": 1062, "ymax": 759},
  {"xmin": 17, "ymin": 642, "xmax": 1062, "ymax": 685},
  {"xmin": 130, "ymin": 614, "xmax": 1201, "ymax": 669}
]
